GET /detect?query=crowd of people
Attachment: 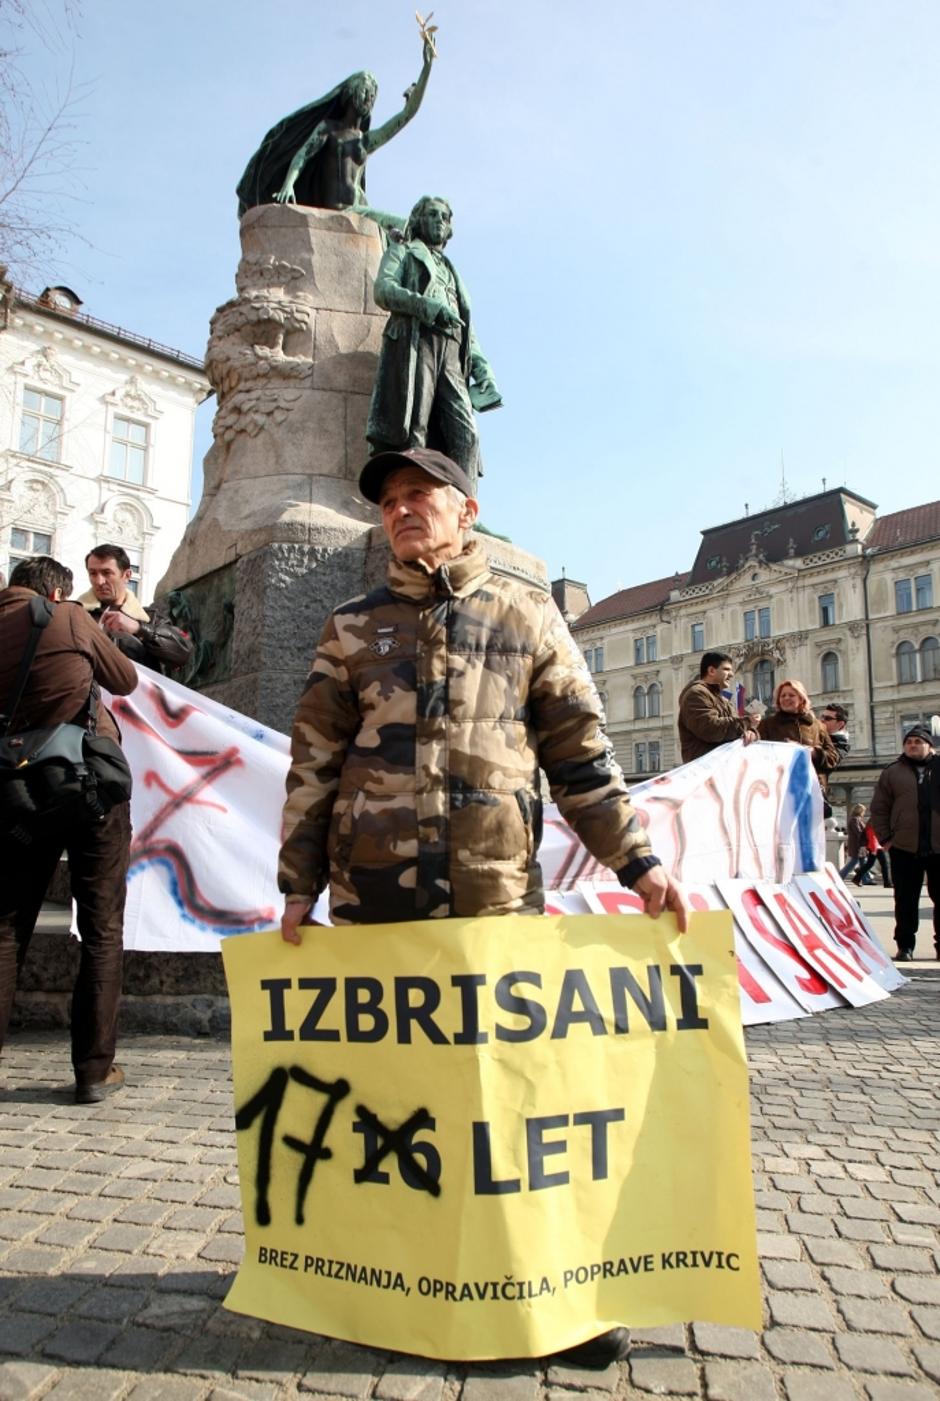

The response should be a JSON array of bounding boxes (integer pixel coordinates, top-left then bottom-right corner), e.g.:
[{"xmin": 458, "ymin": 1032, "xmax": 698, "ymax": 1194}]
[{"xmin": 1, "ymin": 451, "xmax": 938, "ymax": 1364}]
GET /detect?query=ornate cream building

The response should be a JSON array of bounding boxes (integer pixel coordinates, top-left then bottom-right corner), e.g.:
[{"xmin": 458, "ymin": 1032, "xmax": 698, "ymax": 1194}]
[
  {"xmin": 0, "ymin": 278, "xmax": 209, "ymax": 599},
  {"xmin": 562, "ymin": 488, "xmax": 940, "ymax": 809}
]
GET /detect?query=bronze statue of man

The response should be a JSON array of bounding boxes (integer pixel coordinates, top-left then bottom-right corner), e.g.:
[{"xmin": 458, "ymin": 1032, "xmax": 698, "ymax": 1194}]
[{"xmin": 366, "ymin": 196, "xmax": 501, "ymax": 490}]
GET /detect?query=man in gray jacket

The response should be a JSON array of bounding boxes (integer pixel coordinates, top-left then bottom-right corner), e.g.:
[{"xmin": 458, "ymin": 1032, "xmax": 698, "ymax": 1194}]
[{"xmin": 870, "ymin": 724, "xmax": 939, "ymax": 961}]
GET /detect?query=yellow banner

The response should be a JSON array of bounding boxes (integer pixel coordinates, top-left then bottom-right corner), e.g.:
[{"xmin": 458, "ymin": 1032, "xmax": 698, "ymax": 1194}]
[{"xmin": 222, "ymin": 911, "xmax": 760, "ymax": 1360}]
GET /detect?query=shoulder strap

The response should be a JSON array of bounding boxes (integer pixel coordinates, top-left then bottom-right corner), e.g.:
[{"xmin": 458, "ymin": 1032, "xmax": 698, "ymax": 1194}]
[{"xmin": 0, "ymin": 595, "xmax": 55, "ymax": 736}]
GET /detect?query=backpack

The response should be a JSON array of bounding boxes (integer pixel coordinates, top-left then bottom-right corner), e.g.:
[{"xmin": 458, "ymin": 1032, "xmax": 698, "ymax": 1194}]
[{"xmin": 0, "ymin": 596, "xmax": 133, "ymax": 845}]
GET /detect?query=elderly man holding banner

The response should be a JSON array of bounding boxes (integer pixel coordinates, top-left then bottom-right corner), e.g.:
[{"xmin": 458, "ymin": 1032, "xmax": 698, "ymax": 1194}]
[{"xmin": 277, "ymin": 446, "xmax": 690, "ymax": 1366}]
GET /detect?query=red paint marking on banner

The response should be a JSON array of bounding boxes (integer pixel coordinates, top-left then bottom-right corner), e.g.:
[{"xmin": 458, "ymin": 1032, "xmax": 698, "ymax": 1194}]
[
  {"xmin": 543, "ymin": 818, "xmax": 580, "ymax": 889},
  {"xmin": 144, "ymin": 771, "xmax": 228, "ymax": 814},
  {"xmin": 742, "ymin": 778, "xmax": 771, "ymax": 879},
  {"xmin": 145, "ymin": 681, "xmax": 197, "ymax": 728},
  {"xmin": 132, "ymin": 749, "xmax": 243, "ymax": 850},
  {"xmin": 769, "ymin": 891, "xmax": 863, "ymax": 989},
  {"xmin": 113, "ymin": 698, "xmax": 226, "ymax": 766},
  {"xmin": 808, "ymin": 888, "xmax": 890, "ymax": 971},
  {"xmin": 737, "ymin": 959, "xmax": 772, "ymax": 1005},
  {"xmin": 592, "ymin": 889, "xmax": 645, "ymax": 915},
  {"xmin": 705, "ymin": 778, "xmax": 736, "ymax": 879},
  {"xmin": 741, "ymin": 888, "xmax": 829, "ymax": 996}
]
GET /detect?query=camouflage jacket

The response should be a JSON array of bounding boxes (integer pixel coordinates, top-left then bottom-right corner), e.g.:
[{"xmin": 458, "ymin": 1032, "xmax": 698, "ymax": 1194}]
[{"xmin": 278, "ymin": 539, "xmax": 654, "ymax": 923}]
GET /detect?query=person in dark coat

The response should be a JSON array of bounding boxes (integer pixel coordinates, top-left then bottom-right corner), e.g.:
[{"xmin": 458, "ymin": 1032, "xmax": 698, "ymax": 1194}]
[
  {"xmin": 870, "ymin": 725, "xmax": 940, "ymax": 961},
  {"xmin": 759, "ymin": 679, "xmax": 840, "ymax": 793}
]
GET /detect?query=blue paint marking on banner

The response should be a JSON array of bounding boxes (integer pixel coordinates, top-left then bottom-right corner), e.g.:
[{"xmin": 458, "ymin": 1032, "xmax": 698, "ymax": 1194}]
[
  {"xmin": 128, "ymin": 855, "xmax": 275, "ymax": 935},
  {"xmin": 785, "ymin": 748, "xmax": 820, "ymax": 872}
]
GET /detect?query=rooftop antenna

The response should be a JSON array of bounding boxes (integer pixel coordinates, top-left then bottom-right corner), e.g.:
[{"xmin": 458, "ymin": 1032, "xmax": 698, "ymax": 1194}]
[
  {"xmin": 744, "ymin": 501, "xmax": 749, "ymax": 516},
  {"xmin": 772, "ymin": 453, "xmax": 792, "ymax": 507},
  {"xmin": 822, "ymin": 476, "xmax": 827, "ymax": 491}
]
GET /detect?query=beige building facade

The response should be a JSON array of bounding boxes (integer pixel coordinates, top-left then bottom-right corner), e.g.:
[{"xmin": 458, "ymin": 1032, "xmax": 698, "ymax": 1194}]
[{"xmin": 564, "ymin": 489, "xmax": 940, "ymax": 811}]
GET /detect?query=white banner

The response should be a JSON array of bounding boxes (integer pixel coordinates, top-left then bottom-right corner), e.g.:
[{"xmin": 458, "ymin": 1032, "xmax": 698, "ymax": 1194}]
[{"xmin": 105, "ymin": 668, "xmax": 900, "ymax": 1023}]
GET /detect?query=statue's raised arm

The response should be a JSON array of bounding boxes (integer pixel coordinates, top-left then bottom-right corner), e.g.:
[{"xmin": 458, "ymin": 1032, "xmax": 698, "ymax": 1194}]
[
  {"xmin": 235, "ymin": 18, "xmax": 437, "ymax": 217},
  {"xmin": 364, "ymin": 27, "xmax": 435, "ymax": 155}
]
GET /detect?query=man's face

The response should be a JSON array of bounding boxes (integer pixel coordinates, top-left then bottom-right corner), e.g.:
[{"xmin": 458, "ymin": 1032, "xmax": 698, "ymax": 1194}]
[
  {"xmin": 87, "ymin": 554, "xmax": 131, "ymax": 606},
  {"xmin": 415, "ymin": 200, "xmax": 452, "ymax": 248},
  {"xmin": 379, "ymin": 466, "xmax": 477, "ymax": 568},
  {"xmin": 903, "ymin": 735, "xmax": 933, "ymax": 761},
  {"xmin": 820, "ymin": 709, "xmax": 843, "ymax": 733},
  {"xmin": 706, "ymin": 661, "xmax": 735, "ymax": 689}
]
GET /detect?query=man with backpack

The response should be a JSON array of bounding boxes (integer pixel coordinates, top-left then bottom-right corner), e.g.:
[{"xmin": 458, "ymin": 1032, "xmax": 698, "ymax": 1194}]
[{"xmin": 0, "ymin": 556, "xmax": 137, "ymax": 1102}]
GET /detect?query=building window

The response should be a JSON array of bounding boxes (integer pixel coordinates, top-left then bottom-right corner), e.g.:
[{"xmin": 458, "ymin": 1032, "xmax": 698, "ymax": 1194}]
[
  {"xmin": 915, "ymin": 574, "xmax": 933, "ymax": 610},
  {"xmin": 19, "ymin": 389, "xmax": 63, "ymax": 462},
  {"xmin": 821, "ymin": 651, "xmax": 840, "ymax": 692},
  {"xmin": 744, "ymin": 608, "xmax": 770, "ymax": 641},
  {"xmin": 582, "ymin": 648, "xmax": 593, "ymax": 671},
  {"xmin": 897, "ymin": 641, "xmax": 917, "ymax": 685},
  {"xmin": 593, "ymin": 644, "xmax": 604, "ymax": 673},
  {"xmin": 7, "ymin": 525, "xmax": 53, "ymax": 579},
  {"xmin": 895, "ymin": 579, "xmax": 913, "ymax": 614},
  {"xmin": 634, "ymin": 742, "xmax": 647, "ymax": 774},
  {"xmin": 647, "ymin": 682, "xmax": 661, "ymax": 718},
  {"xmin": 109, "ymin": 417, "xmax": 148, "ymax": 484},
  {"xmin": 646, "ymin": 634, "xmax": 657, "ymax": 662},
  {"xmin": 819, "ymin": 592, "xmax": 836, "ymax": 627},
  {"xmin": 691, "ymin": 623, "xmax": 704, "ymax": 652},
  {"xmin": 920, "ymin": 637, "xmax": 940, "ymax": 682},
  {"xmin": 753, "ymin": 659, "xmax": 775, "ymax": 704},
  {"xmin": 633, "ymin": 686, "xmax": 647, "ymax": 720},
  {"xmin": 634, "ymin": 638, "xmax": 644, "ymax": 665},
  {"xmin": 648, "ymin": 740, "xmax": 661, "ymax": 772}
]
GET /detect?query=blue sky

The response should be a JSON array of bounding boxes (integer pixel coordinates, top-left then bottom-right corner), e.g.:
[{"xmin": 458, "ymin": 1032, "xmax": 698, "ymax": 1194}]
[{"xmin": 17, "ymin": 0, "xmax": 940, "ymax": 603}]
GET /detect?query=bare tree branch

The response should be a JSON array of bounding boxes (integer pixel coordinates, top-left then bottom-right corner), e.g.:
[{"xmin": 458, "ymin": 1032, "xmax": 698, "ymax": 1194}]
[{"xmin": 0, "ymin": 0, "xmax": 86, "ymax": 282}]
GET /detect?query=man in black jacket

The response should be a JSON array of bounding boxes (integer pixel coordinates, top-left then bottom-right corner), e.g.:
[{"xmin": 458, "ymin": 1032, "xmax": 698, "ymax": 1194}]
[
  {"xmin": 870, "ymin": 725, "xmax": 939, "ymax": 961},
  {"xmin": 80, "ymin": 544, "xmax": 192, "ymax": 675}
]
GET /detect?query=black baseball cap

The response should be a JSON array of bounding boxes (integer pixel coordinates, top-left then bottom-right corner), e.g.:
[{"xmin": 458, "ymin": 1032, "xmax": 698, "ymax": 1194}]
[{"xmin": 358, "ymin": 447, "xmax": 473, "ymax": 504}]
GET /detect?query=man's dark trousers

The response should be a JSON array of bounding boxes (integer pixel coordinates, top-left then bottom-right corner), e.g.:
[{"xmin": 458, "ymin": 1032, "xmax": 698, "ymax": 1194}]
[
  {"xmin": 888, "ymin": 847, "xmax": 940, "ymax": 955},
  {"xmin": 0, "ymin": 803, "xmax": 131, "ymax": 1086}
]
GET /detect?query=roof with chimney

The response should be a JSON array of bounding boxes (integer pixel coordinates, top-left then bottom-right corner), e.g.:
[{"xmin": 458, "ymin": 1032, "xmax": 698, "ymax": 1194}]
[
  {"xmin": 572, "ymin": 573, "xmax": 691, "ymax": 631},
  {"xmin": 687, "ymin": 487, "xmax": 877, "ymax": 585}
]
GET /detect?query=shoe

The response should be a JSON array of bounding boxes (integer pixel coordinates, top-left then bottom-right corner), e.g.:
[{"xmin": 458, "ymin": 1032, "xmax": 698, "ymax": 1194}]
[
  {"xmin": 75, "ymin": 1064, "xmax": 125, "ymax": 1104},
  {"xmin": 894, "ymin": 950, "xmax": 914, "ymax": 963},
  {"xmin": 556, "ymin": 1327, "xmax": 631, "ymax": 1369}
]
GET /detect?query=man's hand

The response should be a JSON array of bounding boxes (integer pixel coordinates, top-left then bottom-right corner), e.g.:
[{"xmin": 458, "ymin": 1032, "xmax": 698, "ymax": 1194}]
[
  {"xmin": 742, "ymin": 728, "xmax": 758, "ymax": 745},
  {"xmin": 633, "ymin": 867, "xmax": 691, "ymax": 933},
  {"xmin": 101, "ymin": 611, "xmax": 140, "ymax": 637},
  {"xmin": 435, "ymin": 305, "xmax": 462, "ymax": 331},
  {"xmin": 281, "ymin": 900, "xmax": 321, "ymax": 944}
]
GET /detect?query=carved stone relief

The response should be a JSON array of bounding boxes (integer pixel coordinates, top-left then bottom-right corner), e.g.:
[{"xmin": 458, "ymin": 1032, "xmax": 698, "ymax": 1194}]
[
  {"xmin": 13, "ymin": 345, "xmax": 78, "ymax": 393},
  {"xmin": 12, "ymin": 477, "xmax": 58, "ymax": 526}
]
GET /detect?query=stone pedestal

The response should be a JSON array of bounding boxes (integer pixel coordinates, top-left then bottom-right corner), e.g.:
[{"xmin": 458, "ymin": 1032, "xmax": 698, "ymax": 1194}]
[
  {"xmin": 157, "ymin": 204, "xmax": 548, "ymax": 734},
  {"xmin": 160, "ymin": 205, "xmax": 384, "ymax": 591}
]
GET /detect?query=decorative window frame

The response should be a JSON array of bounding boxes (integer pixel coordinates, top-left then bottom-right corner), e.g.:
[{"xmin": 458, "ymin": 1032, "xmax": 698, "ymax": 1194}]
[
  {"xmin": 10, "ymin": 346, "xmax": 79, "ymax": 467},
  {"xmin": 102, "ymin": 375, "xmax": 162, "ymax": 491},
  {"xmin": 92, "ymin": 495, "xmax": 158, "ymax": 599}
]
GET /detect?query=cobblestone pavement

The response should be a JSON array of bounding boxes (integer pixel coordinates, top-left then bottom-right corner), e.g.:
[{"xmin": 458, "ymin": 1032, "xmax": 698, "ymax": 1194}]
[{"xmin": 0, "ymin": 898, "xmax": 938, "ymax": 1399}]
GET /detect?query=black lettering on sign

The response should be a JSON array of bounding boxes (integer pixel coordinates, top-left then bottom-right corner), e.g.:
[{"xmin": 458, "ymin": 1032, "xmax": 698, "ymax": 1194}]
[{"xmin": 234, "ymin": 1065, "xmax": 350, "ymax": 1227}]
